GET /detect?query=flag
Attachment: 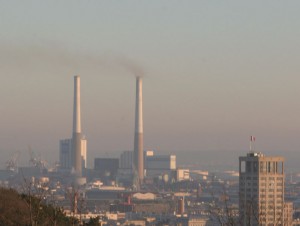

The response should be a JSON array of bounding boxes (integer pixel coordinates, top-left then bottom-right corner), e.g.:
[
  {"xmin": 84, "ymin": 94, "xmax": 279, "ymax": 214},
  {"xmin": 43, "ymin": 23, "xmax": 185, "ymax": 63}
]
[{"xmin": 250, "ymin": 136, "xmax": 256, "ymax": 142}]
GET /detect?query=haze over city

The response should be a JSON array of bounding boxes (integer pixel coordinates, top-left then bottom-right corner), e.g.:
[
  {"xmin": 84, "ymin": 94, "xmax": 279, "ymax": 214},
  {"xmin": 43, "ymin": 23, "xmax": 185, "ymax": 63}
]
[{"xmin": 1, "ymin": 1, "xmax": 300, "ymax": 171}]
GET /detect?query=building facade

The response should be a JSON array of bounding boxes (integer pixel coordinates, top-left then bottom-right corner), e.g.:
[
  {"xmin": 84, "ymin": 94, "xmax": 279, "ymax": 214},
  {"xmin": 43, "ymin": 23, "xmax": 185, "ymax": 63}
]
[
  {"xmin": 119, "ymin": 151, "xmax": 133, "ymax": 169},
  {"xmin": 59, "ymin": 137, "xmax": 87, "ymax": 170},
  {"xmin": 94, "ymin": 158, "xmax": 119, "ymax": 180},
  {"xmin": 145, "ymin": 154, "xmax": 176, "ymax": 181},
  {"xmin": 145, "ymin": 155, "xmax": 176, "ymax": 171},
  {"xmin": 239, "ymin": 152, "xmax": 286, "ymax": 225},
  {"xmin": 59, "ymin": 139, "xmax": 72, "ymax": 169},
  {"xmin": 81, "ymin": 137, "xmax": 87, "ymax": 168}
]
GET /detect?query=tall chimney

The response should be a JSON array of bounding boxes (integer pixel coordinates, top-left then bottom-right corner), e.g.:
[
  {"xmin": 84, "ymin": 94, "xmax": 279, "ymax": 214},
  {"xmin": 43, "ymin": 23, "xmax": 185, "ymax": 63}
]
[
  {"xmin": 134, "ymin": 76, "xmax": 144, "ymax": 186},
  {"xmin": 72, "ymin": 75, "xmax": 82, "ymax": 177}
]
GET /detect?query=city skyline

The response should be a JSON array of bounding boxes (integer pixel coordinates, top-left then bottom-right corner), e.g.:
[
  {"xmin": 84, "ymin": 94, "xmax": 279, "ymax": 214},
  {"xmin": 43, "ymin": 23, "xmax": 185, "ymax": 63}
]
[{"xmin": 1, "ymin": 1, "xmax": 300, "ymax": 168}]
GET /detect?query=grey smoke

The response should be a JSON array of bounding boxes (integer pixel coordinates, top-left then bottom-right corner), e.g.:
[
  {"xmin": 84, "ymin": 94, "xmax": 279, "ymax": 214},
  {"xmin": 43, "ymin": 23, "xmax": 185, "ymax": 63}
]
[{"xmin": 0, "ymin": 42, "xmax": 144, "ymax": 78}]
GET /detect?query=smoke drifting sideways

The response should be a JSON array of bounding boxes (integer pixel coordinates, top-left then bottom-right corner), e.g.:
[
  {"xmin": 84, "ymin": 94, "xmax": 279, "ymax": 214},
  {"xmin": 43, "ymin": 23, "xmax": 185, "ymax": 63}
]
[
  {"xmin": 0, "ymin": 42, "xmax": 145, "ymax": 166},
  {"xmin": 114, "ymin": 56, "xmax": 144, "ymax": 78},
  {"xmin": 0, "ymin": 42, "xmax": 145, "ymax": 79}
]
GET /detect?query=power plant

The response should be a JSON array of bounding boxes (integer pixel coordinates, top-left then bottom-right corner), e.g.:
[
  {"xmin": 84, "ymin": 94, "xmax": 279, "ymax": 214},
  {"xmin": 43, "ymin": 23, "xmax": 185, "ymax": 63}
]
[
  {"xmin": 7, "ymin": 74, "xmax": 294, "ymax": 226},
  {"xmin": 133, "ymin": 76, "xmax": 144, "ymax": 188}
]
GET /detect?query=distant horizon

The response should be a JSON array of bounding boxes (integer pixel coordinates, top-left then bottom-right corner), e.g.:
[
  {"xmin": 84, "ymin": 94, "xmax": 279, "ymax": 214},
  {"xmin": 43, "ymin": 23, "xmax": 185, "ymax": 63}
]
[
  {"xmin": 1, "ymin": 1, "xmax": 300, "ymax": 171},
  {"xmin": 3, "ymin": 148, "xmax": 299, "ymax": 174}
]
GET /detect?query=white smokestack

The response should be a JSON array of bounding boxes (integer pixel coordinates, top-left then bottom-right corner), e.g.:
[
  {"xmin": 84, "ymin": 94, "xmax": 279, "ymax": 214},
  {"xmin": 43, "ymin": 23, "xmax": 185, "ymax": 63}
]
[
  {"xmin": 73, "ymin": 75, "xmax": 81, "ymax": 133},
  {"xmin": 134, "ymin": 76, "xmax": 144, "ymax": 186},
  {"xmin": 72, "ymin": 75, "xmax": 82, "ymax": 177}
]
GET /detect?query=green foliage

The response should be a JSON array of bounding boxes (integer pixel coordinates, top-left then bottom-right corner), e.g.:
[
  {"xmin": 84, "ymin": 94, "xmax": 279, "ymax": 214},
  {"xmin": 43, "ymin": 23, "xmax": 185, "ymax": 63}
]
[{"xmin": 0, "ymin": 187, "xmax": 75, "ymax": 226}]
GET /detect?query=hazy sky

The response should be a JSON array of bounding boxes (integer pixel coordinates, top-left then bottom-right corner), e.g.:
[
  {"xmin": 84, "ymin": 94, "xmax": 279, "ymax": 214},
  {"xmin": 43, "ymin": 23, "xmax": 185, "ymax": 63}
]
[{"xmin": 1, "ymin": 1, "xmax": 300, "ymax": 168}]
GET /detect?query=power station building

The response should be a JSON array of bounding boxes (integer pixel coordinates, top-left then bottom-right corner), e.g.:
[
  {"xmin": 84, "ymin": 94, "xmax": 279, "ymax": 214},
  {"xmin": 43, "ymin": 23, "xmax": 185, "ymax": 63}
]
[
  {"xmin": 59, "ymin": 139, "xmax": 72, "ymax": 169},
  {"xmin": 94, "ymin": 158, "xmax": 119, "ymax": 180},
  {"xmin": 117, "ymin": 150, "xmax": 178, "ymax": 184},
  {"xmin": 59, "ymin": 137, "xmax": 87, "ymax": 170},
  {"xmin": 119, "ymin": 151, "xmax": 133, "ymax": 170},
  {"xmin": 239, "ymin": 152, "xmax": 293, "ymax": 225},
  {"xmin": 145, "ymin": 154, "xmax": 177, "ymax": 182},
  {"xmin": 145, "ymin": 154, "xmax": 176, "ymax": 171}
]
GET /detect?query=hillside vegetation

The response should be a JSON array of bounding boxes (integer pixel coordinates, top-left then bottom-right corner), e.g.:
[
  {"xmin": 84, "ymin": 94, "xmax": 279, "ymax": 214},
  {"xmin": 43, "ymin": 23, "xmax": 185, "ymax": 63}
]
[{"xmin": 0, "ymin": 187, "xmax": 76, "ymax": 226}]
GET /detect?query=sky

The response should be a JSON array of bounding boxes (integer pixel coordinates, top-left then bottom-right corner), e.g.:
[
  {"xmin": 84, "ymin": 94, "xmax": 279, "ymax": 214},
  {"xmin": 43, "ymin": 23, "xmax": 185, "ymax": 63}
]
[{"xmin": 1, "ymin": 1, "xmax": 300, "ymax": 170}]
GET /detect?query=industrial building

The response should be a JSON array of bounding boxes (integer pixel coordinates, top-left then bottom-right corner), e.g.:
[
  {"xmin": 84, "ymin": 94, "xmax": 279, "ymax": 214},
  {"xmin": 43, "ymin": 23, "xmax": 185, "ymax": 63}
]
[
  {"xmin": 145, "ymin": 154, "xmax": 176, "ymax": 181},
  {"xmin": 59, "ymin": 139, "xmax": 72, "ymax": 169},
  {"xmin": 119, "ymin": 151, "xmax": 133, "ymax": 169},
  {"xmin": 117, "ymin": 149, "xmax": 180, "ymax": 184},
  {"xmin": 59, "ymin": 137, "xmax": 87, "ymax": 170},
  {"xmin": 145, "ymin": 154, "xmax": 176, "ymax": 170},
  {"xmin": 94, "ymin": 158, "xmax": 119, "ymax": 181}
]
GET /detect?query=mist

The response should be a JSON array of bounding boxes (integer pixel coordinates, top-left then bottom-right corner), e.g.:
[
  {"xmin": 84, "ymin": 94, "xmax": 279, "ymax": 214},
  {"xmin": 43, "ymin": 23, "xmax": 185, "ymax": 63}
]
[{"xmin": 0, "ymin": 42, "xmax": 147, "ymax": 168}]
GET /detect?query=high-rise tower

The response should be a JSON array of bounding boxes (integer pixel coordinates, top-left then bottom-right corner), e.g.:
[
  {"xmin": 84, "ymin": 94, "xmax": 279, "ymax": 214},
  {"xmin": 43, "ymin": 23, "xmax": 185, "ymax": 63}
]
[
  {"xmin": 72, "ymin": 75, "xmax": 82, "ymax": 177},
  {"xmin": 239, "ymin": 152, "xmax": 286, "ymax": 225},
  {"xmin": 133, "ymin": 76, "xmax": 144, "ymax": 187}
]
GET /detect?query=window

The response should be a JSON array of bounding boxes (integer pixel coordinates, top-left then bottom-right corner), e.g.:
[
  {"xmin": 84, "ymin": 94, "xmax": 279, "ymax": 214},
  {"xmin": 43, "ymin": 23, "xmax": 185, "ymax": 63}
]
[
  {"xmin": 246, "ymin": 161, "xmax": 252, "ymax": 172},
  {"xmin": 241, "ymin": 161, "xmax": 246, "ymax": 173},
  {"xmin": 277, "ymin": 161, "xmax": 283, "ymax": 174},
  {"xmin": 253, "ymin": 162, "xmax": 258, "ymax": 172},
  {"xmin": 260, "ymin": 162, "xmax": 266, "ymax": 173},
  {"xmin": 268, "ymin": 162, "xmax": 276, "ymax": 173}
]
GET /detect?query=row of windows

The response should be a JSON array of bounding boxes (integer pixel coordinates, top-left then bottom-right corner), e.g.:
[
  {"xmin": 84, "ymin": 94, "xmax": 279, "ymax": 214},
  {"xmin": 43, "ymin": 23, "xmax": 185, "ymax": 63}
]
[
  {"xmin": 241, "ymin": 160, "xmax": 284, "ymax": 173},
  {"xmin": 260, "ymin": 194, "xmax": 283, "ymax": 198},
  {"xmin": 260, "ymin": 206, "xmax": 283, "ymax": 209},
  {"xmin": 260, "ymin": 183, "xmax": 283, "ymax": 187},
  {"xmin": 240, "ymin": 177, "xmax": 283, "ymax": 182},
  {"xmin": 261, "ymin": 176, "xmax": 284, "ymax": 180}
]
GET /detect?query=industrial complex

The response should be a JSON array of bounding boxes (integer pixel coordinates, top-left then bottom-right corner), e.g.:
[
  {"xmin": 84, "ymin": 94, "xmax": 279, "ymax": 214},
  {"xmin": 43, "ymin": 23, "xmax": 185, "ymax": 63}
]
[{"xmin": 1, "ymin": 76, "xmax": 300, "ymax": 226}]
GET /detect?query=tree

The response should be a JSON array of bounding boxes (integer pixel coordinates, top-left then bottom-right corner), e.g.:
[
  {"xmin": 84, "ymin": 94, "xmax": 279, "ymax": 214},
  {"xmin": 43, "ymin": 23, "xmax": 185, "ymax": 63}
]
[{"xmin": 0, "ymin": 187, "xmax": 75, "ymax": 226}]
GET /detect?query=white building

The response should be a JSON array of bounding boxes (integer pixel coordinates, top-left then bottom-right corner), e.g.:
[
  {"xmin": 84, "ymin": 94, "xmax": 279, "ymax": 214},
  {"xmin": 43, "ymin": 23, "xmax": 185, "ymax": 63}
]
[
  {"xmin": 81, "ymin": 136, "xmax": 87, "ymax": 168},
  {"xmin": 176, "ymin": 169, "xmax": 190, "ymax": 181},
  {"xmin": 145, "ymin": 155, "xmax": 176, "ymax": 170},
  {"xmin": 118, "ymin": 150, "xmax": 178, "ymax": 182},
  {"xmin": 145, "ymin": 154, "xmax": 176, "ymax": 180}
]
